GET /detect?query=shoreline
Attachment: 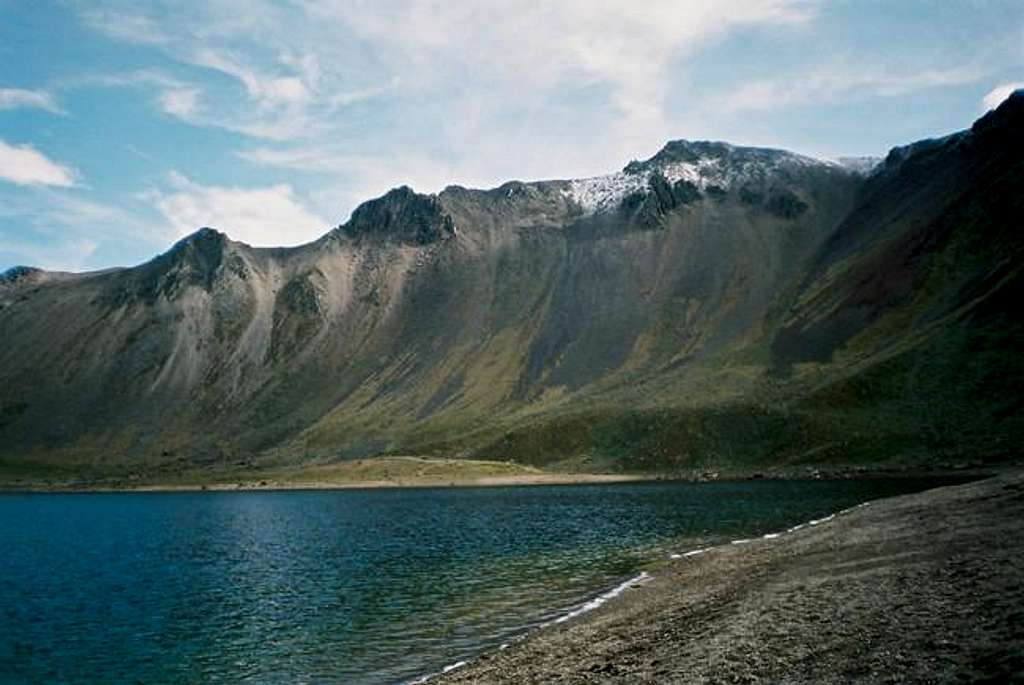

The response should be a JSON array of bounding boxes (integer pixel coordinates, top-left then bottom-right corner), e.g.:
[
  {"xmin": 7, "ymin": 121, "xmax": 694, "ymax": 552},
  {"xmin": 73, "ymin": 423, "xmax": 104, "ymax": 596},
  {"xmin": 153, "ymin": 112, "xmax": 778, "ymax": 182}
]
[
  {"xmin": 0, "ymin": 472, "xmax": 655, "ymax": 494},
  {"xmin": 435, "ymin": 470, "xmax": 1024, "ymax": 683},
  {"xmin": 0, "ymin": 458, "xmax": 1004, "ymax": 494},
  {"xmin": 415, "ymin": 488, "xmax": 889, "ymax": 683}
]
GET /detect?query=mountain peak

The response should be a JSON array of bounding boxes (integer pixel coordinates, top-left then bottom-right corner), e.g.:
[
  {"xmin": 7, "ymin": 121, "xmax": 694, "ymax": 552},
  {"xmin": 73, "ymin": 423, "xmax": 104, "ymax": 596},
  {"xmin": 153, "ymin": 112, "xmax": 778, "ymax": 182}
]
[
  {"xmin": 624, "ymin": 139, "xmax": 815, "ymax": 176},
  {"xmin": 626, "ymin": 139, "xmax": 731, "ymax": 169},
  {"xmin": 340, "ymin": 186, "xmax": 456, "ymax": 245},
  {"xmin": 128, "ymin": 226, "xmax": 232, "ymax": 298},
  {"xmin": 174, "ymin": 227, "xmax": 227, "ymax": 247}
]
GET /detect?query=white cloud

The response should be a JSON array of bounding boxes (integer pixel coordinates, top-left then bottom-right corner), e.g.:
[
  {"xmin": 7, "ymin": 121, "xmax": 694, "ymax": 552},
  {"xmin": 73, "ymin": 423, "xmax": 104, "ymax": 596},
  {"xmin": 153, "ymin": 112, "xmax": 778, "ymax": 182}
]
[
  {"xmin": 0, "ymin": 88, "xmax": 64, "ymax": 114},
  {"xmin": 158, "ymin": 87, "xmax": 200, "ymax": 118},
  {"xmin": 982, "ymin": 82, "xmax": 1023, "ymax": 111},
  {"xmin": 190, "ymin": 49, "xmax": 313, "ymax": 107},
  {"xmin": 148, "ymin": 172, "xmax": 328, "ymax": 246},
  {"xmin": 0, "ymin": 139, "xmax": 78, "ymax": 187}
]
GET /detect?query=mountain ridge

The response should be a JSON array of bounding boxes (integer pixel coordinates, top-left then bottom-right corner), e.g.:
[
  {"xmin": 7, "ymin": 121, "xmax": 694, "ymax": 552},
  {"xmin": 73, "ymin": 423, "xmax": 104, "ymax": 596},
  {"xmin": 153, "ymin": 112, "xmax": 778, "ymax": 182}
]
[{"xmin": 6, "ymin": 137, "xmax": 867, "ymax": 277}]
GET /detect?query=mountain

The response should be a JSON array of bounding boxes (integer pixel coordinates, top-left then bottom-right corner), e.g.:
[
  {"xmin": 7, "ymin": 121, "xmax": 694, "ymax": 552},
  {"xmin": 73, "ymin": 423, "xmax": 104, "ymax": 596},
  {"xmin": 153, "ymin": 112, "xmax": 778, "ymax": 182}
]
[{"xmin": 1, "ymin": 92, "xmax": 1021, "ymax": 481}]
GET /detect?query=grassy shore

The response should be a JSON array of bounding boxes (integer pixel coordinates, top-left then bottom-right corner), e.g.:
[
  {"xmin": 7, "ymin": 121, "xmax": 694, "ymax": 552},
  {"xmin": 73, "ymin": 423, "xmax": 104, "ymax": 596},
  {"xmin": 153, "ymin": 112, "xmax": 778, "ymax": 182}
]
[
  {"xmin": 0, "ymin": 456, "xmax": 655, "ymax": 492},
  {"xmin": 437, "ymin": 470, "xmax": 1024, "ymax": 683}
]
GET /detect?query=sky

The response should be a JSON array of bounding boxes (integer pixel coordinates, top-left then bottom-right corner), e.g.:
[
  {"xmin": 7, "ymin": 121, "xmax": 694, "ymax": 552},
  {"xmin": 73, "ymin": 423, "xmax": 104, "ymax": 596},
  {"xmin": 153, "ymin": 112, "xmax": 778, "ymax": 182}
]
[{"xmin": 0, "ymin": 1, "xmax": 1021, "ymax": 272}]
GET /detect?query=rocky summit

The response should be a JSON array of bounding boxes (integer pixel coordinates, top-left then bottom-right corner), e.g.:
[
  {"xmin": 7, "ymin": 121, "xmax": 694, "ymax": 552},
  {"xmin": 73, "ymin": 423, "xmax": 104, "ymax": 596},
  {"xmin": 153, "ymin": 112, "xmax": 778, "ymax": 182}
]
[{"xmin": 1, "ymin": 92, "xmax": 1021, "ymax": 479}]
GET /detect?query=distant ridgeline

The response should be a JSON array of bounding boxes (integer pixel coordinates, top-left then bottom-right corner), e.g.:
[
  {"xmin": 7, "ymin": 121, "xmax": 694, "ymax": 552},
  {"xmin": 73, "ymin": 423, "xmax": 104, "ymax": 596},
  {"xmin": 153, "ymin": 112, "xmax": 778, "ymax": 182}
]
[{"xmin": 1, "ymin": 92, "xmax": 1022, "ymax": 476}]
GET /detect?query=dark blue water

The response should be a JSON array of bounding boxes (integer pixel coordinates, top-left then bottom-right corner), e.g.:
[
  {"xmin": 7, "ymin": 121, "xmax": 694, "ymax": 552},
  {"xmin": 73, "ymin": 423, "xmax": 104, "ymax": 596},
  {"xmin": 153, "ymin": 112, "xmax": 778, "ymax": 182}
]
[{"xmin": 0, "ymin": 478, "xmax": 963, "ymax": 683}]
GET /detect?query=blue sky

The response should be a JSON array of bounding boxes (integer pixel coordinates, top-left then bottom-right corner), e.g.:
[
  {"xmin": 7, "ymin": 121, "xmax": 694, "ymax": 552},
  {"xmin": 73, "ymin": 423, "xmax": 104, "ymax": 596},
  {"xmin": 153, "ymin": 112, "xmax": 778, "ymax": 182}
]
[{"xmin": 1, "ymin": 0, "xmax": 1021, "ymax": 272}]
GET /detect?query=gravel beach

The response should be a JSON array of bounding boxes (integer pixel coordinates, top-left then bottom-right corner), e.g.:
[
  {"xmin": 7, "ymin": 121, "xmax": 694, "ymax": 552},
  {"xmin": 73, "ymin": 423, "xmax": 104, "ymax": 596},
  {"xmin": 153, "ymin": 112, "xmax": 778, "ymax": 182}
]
[{"xmin": 438, "ymin": 471, "xmax": 1024, "ymax": 683}]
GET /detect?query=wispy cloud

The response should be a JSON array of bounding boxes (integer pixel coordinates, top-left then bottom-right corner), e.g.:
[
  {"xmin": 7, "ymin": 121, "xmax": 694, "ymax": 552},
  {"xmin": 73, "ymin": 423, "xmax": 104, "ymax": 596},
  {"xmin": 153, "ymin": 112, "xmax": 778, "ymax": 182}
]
[
  {"xmin": 236, "ymin": 146, "xmax": 355, "ymax": 174},
  {"xmin": 0, "ymin": 88, "xmax": 64, "ymax": 114},
  {"xmin": 78, "ymin": 7, "xmax": 169, "ymax": 45},
  {"xmin": 75, "ymin": 69, "xmax": 204, "ymax": 121},
  {"xmin": 238, "ymin": 146, "xmax": 464, "ymax": 222},
  {"xmin": 72, "ymin": 0, "xmax": 812, "ymax": 156},
  {"xmin": 296, "ymin": 1, "xmax": 815, "ymax": 157},
  {"xmin": 0, "ymin": 139, "xmax": 78, "ymax": 187},
  {"xmin": 0, "ymin": 188, "xmax": 168, "ymax": 271},
  {"xmin": 151, "ymin": 0, "xmax": 812, "ymax": 198},
  {"xmin": 75, "ymin": 68, "xmax": 303, "ymax": 140},
  {"xmin": 0, "ymin": 236, "xmax": 98, "ymax": 272},
  {"xmin": 714, "ymin": 65, "xmax": 984, "ymax": 113},
  {"xmin": 982, "ymin": 82, "xmax": 1023, "ymax": 111},
  {"xmin": 0, "ymin": 188, "xmax": 165, "ymax": 242},
  {"xmin": 146, "ymin": 172, "xmax": 328, "ymax": 246}
]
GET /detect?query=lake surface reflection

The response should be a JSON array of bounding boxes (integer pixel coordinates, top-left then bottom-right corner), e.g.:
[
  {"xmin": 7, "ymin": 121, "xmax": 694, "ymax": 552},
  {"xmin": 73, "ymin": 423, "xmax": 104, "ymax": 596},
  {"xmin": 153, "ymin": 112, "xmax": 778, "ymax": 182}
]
[{"xmin": 0, "ymin": 477, "xmax": 965, "ymax": 683}]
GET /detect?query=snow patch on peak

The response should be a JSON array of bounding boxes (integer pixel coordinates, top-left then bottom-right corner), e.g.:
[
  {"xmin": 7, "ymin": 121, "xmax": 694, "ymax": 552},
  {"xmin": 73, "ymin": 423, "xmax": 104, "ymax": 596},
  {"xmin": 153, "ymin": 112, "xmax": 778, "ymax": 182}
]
[
  {"xmin": 835, "ymin": 156, "xmax": 883, "ymax": 175},
  {"xmin": 566, "ymin": 172, "xmax": 647, "ymax": 213},
  {"xmin": 564, "ymin": 145, "xmax": 836, "ymax": 214}
]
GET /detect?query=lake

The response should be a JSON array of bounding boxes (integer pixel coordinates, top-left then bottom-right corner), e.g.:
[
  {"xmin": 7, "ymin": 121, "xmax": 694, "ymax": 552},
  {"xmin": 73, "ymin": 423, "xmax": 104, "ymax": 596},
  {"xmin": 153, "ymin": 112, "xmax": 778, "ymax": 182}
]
[{"xmin": 0, "ymin": 478, "xmax": 964, "ymax": 683}]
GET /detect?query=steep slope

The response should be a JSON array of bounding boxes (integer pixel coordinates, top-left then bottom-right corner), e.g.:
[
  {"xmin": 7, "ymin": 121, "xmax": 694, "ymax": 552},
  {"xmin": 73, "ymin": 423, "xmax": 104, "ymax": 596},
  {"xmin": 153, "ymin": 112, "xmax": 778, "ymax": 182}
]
[
  {"xmin": 0, "ymin": 95, "xmax": 1020, "ymax": 479},
  {"xmin": 770, "ymin": 90, "xmax": 1024, "ymax": 463}
]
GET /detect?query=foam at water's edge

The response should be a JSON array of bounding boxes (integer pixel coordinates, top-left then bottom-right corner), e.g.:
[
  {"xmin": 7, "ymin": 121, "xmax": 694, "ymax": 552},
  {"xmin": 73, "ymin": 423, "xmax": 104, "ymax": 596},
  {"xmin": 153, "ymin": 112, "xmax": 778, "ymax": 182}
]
[
  {"xmin": 408, "ymin": 660, "xmax": 467, "ymax": 684},
  {"xmin": 407, "ymin": 572, "xmax": 652, "ymax": 683},
  {"xmin": 667, "ymin": 498, "xmax": 878, "ymax": 561},
  {"xmin": 546, "ymin": 572, "xmax": 652, "ymax": 626}
]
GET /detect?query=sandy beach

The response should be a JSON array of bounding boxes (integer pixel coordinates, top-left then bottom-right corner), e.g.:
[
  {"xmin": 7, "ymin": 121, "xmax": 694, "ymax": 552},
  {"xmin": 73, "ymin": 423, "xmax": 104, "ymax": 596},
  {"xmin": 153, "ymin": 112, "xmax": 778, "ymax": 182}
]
[{"xmin": 437, "ymin": 471, "xmax": 1024, "ymax": 683}]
